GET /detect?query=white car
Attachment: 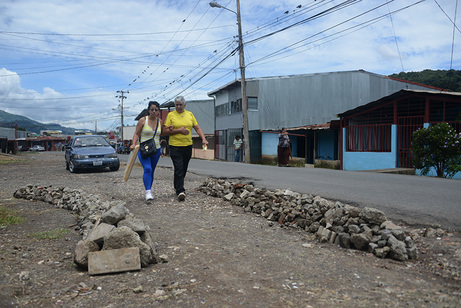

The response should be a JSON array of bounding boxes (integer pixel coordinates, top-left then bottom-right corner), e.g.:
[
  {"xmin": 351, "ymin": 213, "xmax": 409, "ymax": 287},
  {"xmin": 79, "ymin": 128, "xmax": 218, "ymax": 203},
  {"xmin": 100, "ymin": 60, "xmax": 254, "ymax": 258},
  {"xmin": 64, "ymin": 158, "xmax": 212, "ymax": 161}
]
[{"xmin": 29, "ymin": 145, "xmax": 45, "ymax": 151}]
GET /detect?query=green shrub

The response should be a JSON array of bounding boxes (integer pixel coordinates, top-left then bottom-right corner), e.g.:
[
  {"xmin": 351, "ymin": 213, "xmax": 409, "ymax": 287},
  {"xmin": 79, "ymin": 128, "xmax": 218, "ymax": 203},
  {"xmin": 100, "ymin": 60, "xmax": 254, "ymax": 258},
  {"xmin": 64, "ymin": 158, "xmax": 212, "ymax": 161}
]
[{"xmin": 411, "ymin": 123, "xmax": 461, "ymax": 178}]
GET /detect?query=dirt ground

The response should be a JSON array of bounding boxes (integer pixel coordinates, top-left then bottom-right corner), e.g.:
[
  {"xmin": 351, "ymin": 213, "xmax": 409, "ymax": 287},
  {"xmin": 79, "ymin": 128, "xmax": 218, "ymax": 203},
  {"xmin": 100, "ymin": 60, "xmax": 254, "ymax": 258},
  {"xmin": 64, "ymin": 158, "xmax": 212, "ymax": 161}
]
[{"xmin": 0, "ymin": 151, "xmax": 460, "ymax": 307}]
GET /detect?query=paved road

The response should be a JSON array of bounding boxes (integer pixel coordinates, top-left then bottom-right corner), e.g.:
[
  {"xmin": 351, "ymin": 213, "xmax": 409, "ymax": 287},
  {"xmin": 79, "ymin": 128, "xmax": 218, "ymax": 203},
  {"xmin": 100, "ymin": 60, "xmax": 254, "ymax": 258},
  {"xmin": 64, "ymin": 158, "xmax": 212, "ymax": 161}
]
[{"xmin": 121, "ymin": 155, "xmax": 461, "ymax": 231}]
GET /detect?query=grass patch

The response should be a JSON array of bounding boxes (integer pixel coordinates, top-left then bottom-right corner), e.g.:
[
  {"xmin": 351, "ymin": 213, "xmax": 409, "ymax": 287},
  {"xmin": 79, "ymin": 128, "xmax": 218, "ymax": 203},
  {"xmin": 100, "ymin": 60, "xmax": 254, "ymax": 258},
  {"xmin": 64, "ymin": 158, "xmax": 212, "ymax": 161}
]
[
  {"xmin": 314, "ymin": 161, "xmax": 340, "ymax": 170},
  {"xmin": 0, "ymin": 206, "xmax": 26, "ymax": 227},
  {"xmin": 28, "ymin": 227, "xmax": 69, "ymax": 240},
  {"xmin": 260, "ymin": 155, "xmax": 305, "ymax": 167},
  {"xmin": 0, "ymin": 155, "xmax": 24, "ymax": 165}
]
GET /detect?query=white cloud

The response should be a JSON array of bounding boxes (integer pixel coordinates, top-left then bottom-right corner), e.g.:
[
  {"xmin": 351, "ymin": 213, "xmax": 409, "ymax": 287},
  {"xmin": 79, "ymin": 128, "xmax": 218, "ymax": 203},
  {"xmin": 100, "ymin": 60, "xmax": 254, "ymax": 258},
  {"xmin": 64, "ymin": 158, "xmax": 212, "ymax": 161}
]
[{"xmin": 0, "ymin": 0, "xmax": 459, "ymax": 131}]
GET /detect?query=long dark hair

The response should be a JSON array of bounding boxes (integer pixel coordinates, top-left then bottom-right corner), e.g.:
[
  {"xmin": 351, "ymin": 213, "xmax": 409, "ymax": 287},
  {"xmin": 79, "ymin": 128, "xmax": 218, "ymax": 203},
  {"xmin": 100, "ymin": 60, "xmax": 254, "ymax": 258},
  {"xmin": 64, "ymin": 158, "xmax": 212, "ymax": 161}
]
[{"xmin": 148, "ymin": 101, "xmax": 160, "ymax": 111}]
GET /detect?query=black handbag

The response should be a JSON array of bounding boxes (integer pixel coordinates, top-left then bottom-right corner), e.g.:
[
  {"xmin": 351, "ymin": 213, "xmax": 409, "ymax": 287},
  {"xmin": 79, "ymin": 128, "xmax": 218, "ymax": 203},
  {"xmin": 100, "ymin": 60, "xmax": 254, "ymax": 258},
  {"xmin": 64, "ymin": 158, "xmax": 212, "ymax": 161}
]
[{"xmin": 139, "ymin": 119, "xmax": 158, "ymax": 159}]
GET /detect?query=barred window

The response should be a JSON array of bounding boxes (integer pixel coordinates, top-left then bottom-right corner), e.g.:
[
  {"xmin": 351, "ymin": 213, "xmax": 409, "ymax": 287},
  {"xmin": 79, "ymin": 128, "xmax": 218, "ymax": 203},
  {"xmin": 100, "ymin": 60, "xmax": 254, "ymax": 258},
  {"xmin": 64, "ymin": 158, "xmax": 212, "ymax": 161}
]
[{"xmin": 346, "ymin": 124, "xmax": 392, "ymax": 152}]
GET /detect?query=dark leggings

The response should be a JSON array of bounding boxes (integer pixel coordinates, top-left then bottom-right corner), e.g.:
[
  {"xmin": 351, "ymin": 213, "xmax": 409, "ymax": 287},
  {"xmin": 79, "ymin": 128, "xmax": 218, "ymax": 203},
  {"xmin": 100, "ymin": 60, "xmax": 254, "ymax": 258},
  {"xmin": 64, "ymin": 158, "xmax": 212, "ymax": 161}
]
[{"xmin": 169, "ymin": 145, "xmax": 192, "ymax": 195}]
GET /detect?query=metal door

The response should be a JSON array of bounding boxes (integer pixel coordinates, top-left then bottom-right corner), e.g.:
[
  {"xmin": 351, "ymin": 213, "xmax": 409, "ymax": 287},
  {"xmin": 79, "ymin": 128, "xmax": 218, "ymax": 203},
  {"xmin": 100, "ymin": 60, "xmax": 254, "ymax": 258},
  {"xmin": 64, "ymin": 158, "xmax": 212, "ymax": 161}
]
[{"xmin": 397, "ymin": 116, "xmax": 424, "ymax": 168}]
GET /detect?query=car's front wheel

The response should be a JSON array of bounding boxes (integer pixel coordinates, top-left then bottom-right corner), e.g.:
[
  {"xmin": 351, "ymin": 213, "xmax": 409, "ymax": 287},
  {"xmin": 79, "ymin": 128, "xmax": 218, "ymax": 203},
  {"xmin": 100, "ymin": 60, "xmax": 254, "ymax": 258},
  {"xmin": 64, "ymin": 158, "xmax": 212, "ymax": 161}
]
[
  {"xmin": 110, "ymin": 164, "xmax": 120, "ymax": 172},
  {"xmin": 68, "ymin": 160, "xmax": 77, "ymax": 173}
]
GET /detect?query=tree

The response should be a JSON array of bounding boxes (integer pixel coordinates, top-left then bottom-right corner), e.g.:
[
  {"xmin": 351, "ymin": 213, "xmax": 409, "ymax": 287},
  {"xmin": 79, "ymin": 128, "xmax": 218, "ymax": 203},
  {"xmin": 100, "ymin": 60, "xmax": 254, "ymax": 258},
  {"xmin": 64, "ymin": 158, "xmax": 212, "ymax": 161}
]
[
  {"xmin": 389, "ymin": 69, "xmax": 461, "ymax": 92},
  {"xmin": 411, "ymin": 123, "xmax": 461, "ymax": 178}
]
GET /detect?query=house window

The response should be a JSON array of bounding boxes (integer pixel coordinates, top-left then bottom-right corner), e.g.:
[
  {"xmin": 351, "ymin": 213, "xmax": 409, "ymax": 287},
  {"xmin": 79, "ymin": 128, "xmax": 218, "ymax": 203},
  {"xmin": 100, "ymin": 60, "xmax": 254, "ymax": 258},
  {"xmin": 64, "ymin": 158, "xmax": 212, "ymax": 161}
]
[
  {"xmin": 215, "ymin": 104, "xmax": 228, "ymax": 117},
  {"xmin": 230, "ymin": 99, "xmax": 242, "ymax": 114},
  {"xmin": 346, "ymin": 124, "xmax": 391, "ymax": 152},
  {"xmin": 248, "ymin": 97, "xmax": 258, "ymax": 110}
]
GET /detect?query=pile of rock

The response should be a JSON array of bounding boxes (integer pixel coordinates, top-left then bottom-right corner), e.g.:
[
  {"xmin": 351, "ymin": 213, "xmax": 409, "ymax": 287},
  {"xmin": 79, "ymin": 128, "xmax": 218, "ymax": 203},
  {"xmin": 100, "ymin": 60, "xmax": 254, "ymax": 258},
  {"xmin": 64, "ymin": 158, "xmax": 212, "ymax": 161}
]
[
  {"xmin": 199, "ymin": 178, "xmax": 418, "ymax": 261},
  {"xmin": 13, "ymin": 185, "xmax": 160, "ymax": 273}
]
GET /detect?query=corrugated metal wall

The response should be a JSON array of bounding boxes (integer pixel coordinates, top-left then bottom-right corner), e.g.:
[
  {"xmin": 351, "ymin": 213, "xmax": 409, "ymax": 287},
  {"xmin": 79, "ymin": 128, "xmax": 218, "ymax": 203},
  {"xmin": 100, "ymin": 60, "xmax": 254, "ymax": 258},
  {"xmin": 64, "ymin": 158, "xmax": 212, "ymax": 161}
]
[{"xmin": 255, "ymin": 70, "xmax": 434, "ymax": 130}]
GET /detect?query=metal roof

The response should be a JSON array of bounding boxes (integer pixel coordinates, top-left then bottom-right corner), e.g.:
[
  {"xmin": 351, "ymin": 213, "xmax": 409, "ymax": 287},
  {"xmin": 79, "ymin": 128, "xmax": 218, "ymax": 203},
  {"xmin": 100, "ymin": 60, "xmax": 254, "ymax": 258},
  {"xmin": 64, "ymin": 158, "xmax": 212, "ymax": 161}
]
[
  {"xmin": 207, "ymin": 70, "xmax": 397, "ymax": 96},
  {"xmin": 337, "ymin": 89, "xmax": 461, "ymax": 118}
]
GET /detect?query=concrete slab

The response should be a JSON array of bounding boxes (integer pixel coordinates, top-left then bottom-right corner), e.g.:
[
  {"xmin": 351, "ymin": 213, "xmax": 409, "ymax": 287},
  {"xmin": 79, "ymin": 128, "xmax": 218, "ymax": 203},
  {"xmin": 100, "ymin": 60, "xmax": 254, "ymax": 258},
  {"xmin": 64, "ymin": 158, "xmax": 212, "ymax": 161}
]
[{"xmin": 88, "ymin": 247, "xmax": 141, "ymax": 275}]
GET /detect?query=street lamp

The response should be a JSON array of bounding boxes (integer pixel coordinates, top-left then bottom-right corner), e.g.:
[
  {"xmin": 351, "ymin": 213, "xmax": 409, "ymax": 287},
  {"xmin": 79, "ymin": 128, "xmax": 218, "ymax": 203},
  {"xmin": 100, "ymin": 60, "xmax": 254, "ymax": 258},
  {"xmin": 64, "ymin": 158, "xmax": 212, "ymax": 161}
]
[{"xmin": 210, "ymin": 0, "xmax": 250, "ymax": 163}]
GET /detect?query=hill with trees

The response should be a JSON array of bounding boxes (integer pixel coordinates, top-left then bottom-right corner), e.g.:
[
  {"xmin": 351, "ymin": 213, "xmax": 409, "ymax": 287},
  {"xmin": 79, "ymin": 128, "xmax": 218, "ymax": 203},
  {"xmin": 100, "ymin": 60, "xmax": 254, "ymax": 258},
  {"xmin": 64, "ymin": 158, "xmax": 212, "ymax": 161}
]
[
  {"xmin": 389, "ymin": 69, "xmax": 461, "ymax": 92},
  {"xmin": 0, "ymin": 110, "xmax": 79, "ymax": 135}
]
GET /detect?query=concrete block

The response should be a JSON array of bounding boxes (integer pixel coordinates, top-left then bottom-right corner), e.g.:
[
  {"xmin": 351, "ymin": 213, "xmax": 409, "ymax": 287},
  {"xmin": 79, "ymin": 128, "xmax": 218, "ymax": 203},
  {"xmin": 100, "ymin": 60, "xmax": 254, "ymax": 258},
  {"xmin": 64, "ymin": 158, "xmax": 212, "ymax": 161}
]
[{"xmin": 88, "ymin": 247, "xmax": 141, "ymax": 275}]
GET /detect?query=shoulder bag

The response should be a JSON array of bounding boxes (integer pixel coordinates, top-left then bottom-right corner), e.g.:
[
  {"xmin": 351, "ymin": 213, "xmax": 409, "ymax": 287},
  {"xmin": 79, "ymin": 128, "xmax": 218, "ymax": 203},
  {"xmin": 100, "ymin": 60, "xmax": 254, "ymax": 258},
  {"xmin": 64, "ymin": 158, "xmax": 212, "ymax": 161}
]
[{"xmin": 139, "ymin": 119, "xmax": 158, "ymax": 159}]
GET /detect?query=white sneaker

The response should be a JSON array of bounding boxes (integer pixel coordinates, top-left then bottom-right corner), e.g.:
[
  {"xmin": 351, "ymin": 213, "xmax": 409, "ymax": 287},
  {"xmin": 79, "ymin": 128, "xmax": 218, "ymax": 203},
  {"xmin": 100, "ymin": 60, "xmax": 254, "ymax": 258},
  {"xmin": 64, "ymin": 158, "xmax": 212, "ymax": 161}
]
[
  {"xmin": 178, "ymin": 192, "xmax": 186, "ymax": 201},
  {"xmin": 145, "ymin": 191, "xmax": 154, "ymax": 201}
]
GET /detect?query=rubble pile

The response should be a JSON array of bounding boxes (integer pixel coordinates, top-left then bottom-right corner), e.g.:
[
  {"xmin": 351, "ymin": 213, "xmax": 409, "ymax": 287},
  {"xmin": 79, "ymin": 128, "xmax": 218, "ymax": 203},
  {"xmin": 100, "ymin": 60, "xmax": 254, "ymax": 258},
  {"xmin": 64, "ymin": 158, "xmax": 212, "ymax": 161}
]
[
  {"xmin": 13, "ymin": 185, "xmax": 160, "ymax": 272},
  {"xmin": 199, "ymin": 178, "xmax": 418, "ymax": 261}
]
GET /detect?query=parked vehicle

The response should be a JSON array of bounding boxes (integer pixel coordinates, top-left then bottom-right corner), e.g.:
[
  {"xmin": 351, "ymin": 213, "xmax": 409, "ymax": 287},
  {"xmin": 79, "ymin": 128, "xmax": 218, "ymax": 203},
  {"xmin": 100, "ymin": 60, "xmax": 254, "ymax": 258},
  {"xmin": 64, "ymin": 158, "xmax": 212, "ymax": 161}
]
[
  {"xmin": 29, "ymin": 145, "xmax": 45, "ymax": 151},
  {"xmin": 65, "ymin": 135, "xmax": 120, "ymax": 173},
  {"xmin": 18, "ymin": 145, "xmax": 29, "ymax": 152}
]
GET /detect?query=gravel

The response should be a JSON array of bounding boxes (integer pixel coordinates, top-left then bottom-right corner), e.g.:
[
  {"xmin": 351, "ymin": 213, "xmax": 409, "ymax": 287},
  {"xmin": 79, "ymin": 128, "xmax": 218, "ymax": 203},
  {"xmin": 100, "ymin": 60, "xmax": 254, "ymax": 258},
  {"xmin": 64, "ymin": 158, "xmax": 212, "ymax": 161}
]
[{"xmin": 0, "ymin": 151, "xmax": 460, "ymax": 307}]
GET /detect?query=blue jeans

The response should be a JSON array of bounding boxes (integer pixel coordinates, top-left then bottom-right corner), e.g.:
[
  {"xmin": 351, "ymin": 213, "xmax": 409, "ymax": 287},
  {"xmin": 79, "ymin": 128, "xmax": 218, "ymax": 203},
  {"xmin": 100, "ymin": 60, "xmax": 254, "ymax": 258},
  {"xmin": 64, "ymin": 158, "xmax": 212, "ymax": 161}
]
[
  {"xmin": 234, "ymin": 149, "xmax": 241, "ymax": 162},
  {"xmin": 138, "ymin": 149, "xmax": 161, "ymax": 190}
]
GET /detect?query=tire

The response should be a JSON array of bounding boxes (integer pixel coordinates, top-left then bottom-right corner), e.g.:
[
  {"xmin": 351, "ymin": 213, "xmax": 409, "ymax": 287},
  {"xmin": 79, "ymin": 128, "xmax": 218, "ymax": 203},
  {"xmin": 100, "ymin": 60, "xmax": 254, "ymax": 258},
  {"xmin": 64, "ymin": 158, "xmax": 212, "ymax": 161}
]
[
  {"xmin": 69, "ymin": 160, "xmax": 77, "ymax": 173},
  {"xmin": 110, "ymin": 164, "xmax": 120, "ymax": 172}
]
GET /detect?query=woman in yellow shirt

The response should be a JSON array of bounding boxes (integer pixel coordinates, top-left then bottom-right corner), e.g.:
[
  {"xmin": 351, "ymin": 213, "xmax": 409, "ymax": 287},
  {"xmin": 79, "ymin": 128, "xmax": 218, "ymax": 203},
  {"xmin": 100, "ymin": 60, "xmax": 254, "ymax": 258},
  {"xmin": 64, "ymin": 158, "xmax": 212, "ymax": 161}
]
[{"xmin": 163, "ymin": 96, "xmax": 208, "ymax": 201}]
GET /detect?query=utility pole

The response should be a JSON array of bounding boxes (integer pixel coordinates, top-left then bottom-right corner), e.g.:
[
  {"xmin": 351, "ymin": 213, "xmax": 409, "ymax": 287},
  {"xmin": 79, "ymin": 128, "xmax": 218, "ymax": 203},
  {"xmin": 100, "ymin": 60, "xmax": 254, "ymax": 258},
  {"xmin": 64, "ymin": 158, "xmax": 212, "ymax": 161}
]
[
  {"xmin": 116, "ymin": 90, "xmax": 128, "ymax": 143},
  {"xmin": 235, "ymin": 0, "xmax": 250, "ymax": 164},
  {"xmin": 209, "ymin": 0, "xmax": 250, "ymax": 163}
]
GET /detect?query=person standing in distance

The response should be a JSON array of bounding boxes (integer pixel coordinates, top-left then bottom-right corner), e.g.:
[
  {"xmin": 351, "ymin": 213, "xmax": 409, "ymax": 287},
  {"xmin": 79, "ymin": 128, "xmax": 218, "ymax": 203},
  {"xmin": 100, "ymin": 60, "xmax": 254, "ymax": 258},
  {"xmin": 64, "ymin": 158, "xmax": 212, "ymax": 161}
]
[
  {"xmin": 277, "ymin": 127, "xmax": 290, "ymax": 167},
  {"xmin": 130, "ymin": 101, "xmax": 164, "ymax": 202},
  {"xmin": 233, "ymin": 135, "xmax": 242, "ymax": 162},
  {"xmin": 163, "ymin": 96, "xmax": 208, "ymax": 201}
]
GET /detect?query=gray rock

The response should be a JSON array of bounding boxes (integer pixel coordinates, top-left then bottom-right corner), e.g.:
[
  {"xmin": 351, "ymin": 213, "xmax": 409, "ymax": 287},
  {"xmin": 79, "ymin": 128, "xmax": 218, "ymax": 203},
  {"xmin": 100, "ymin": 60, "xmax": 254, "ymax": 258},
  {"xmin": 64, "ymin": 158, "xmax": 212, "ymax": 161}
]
[
  {"xmin": 359, "ymin": 207, "xmax": 387, "ymax": 225},
  {"xmin": 86, "ymin": 223, "xmax": 115, "ymax": 245},
  {"xmin": 387, "ymin": 235, "xmax": 408, "ymax": 261},
  {"xmin": 316, "ymin": 226, "xmax": 332, "ymax": 243},
  {"xmin": 406, "ymin": 245, "xmax": 418, "ymax": 260},
  {"xmin": 118, "ymin": 217, "xmax": 147, "ymax": 234},
  {"xmin": 102, "ymin": 226, "xmax": 154, "ymax": 267},
  {"xmin": 350, "ymin": 233, "xmax": 370, "ymax": 251},
  {"xmin": 74, "ymin": 239, "xmax": 100, "ymax": 268},
  {"xmin": 374, "ymin": 246, "xmax": 390, "ymax": 258},
  {"xmin": 368, "ymin": 242, "xmax": 378, "ymax": 253},
  {"xmin": 101, "ymin": 204, "xmax": 129, "ymax": 225},
  {"xmin": 223, "ymin": 193, "xmax": 234, "ymax": 201},
  {"xmin": 391, "ymin": 229, "xmax": 406, "ymax": 241},
  {"xmin": 348, "ymin": 224, "xmax": 360, "ymax": 234},
  {"xmin": 338, "ymin": 232, "xmax": 351, "ymax": 249},
  {"xmin": 381, "ymin": 220, "xmax": 402, "ymax": 230}
]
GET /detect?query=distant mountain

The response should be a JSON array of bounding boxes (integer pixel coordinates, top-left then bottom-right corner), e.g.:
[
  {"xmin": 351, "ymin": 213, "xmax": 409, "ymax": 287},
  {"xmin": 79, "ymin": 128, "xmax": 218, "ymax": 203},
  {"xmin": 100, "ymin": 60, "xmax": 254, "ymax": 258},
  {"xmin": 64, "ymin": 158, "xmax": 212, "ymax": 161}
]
[
  {"xmin": 389, "ymin": 69, "xmax": 461, "ymax": 92},
  {"xmin": 0, "ymin": 110, "xmax": 86, "ymax": 135}
]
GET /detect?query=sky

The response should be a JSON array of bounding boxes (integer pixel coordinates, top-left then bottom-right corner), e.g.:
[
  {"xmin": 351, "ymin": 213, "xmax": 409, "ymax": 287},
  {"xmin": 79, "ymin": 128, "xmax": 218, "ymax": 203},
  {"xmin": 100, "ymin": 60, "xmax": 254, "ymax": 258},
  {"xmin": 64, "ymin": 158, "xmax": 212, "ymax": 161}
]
[{"xmin": 0, "ymin": 0, "xmax": 459, "ymax": 132}]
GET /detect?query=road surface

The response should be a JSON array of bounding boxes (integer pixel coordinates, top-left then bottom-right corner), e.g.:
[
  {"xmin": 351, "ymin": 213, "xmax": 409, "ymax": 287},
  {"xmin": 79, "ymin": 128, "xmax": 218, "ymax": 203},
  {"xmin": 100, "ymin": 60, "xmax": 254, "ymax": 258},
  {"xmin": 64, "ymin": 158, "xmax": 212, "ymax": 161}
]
[{"xmin": 120, "ymin": 155, "xmax": 461, "ymax": 231}]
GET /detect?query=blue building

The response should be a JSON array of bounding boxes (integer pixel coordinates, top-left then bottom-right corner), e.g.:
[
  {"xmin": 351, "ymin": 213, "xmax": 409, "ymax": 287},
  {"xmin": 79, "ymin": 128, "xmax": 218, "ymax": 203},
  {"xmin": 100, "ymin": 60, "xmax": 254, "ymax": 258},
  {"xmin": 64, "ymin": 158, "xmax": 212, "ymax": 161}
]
[{"xmin": 338, "ymin": 89, "xmax": 461, "ymax": 179}]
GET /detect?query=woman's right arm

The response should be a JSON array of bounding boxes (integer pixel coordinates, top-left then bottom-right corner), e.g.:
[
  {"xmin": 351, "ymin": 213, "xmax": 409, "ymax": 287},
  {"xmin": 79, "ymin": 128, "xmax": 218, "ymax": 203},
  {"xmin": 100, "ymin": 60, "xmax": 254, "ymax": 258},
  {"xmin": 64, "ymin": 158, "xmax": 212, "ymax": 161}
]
[{"xmin": 130, "ymin": 120, "xmax": 144, "ymax": 150}]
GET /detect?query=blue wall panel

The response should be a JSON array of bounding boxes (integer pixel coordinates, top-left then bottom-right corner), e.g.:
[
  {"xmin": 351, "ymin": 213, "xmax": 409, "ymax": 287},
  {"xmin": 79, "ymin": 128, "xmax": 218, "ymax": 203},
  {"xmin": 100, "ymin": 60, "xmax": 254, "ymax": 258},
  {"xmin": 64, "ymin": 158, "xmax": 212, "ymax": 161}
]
[
  {"xmin": 342, "ymin": 125, "xmax": 397, "ymax": 171},
  {"xmin": 262, "ymin": 132, "xmax": 298, "ymax": 157}
]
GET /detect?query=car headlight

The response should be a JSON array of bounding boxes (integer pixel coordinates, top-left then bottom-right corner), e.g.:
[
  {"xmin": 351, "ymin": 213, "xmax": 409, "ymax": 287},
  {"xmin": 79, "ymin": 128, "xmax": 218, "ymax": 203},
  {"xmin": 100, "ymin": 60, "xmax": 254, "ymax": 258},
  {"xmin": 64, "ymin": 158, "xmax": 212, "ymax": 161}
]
[
  {"xmin": 105, "ymin": 153, "xmax": 118, "ymax": 158},
  {"xmin": 73, "ymin": 154, "xmax": 89, "ymax": 159}
]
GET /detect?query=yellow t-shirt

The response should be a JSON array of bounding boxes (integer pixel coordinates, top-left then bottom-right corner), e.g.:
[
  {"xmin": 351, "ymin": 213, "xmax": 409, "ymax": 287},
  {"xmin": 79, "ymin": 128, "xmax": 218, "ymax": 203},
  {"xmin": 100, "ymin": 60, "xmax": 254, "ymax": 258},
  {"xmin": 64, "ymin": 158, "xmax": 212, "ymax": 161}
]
[{"xmin": 164, "ymin": 110, "xmax": 198, "ymax": 146}]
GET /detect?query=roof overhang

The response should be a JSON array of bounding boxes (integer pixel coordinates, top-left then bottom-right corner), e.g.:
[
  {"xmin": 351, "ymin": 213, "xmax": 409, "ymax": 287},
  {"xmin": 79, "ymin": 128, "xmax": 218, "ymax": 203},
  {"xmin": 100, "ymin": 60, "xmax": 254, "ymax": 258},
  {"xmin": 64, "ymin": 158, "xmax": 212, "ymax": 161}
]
[{"xmin": 337, "ymin": 89, "xmax": 461, "ymax": 119}]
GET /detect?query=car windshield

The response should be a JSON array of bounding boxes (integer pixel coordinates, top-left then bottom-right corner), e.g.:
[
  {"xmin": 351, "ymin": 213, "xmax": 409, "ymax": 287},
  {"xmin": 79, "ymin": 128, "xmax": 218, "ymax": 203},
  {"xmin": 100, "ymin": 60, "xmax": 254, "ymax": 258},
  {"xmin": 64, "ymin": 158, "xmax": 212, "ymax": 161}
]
[{"xmin": 73, "ymin": 136, "xmax": 110, "ymax": 147}]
